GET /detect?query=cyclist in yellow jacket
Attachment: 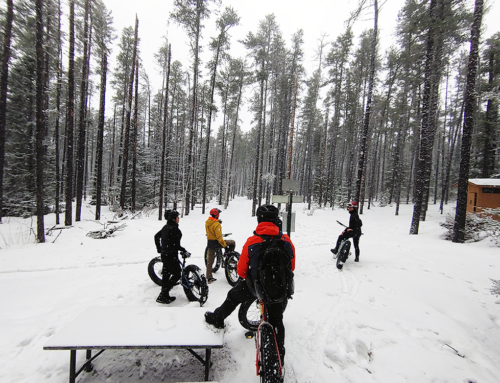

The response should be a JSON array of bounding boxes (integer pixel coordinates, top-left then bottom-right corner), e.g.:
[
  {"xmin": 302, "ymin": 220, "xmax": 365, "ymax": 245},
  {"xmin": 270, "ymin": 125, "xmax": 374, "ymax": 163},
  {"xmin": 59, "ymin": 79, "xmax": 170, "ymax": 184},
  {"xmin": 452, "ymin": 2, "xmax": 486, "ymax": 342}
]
[{"xmin": 205, "ymin": 208, "xmax": 235, "ymax": 283}]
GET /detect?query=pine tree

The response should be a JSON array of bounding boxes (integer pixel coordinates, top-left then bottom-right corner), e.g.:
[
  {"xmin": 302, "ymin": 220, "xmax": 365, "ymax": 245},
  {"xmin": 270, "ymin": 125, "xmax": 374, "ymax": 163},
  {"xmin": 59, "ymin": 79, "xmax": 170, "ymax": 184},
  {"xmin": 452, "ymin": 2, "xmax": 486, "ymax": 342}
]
[
  {"xmin": 0, "ymin": 0, "xmax": 13, "ymax": 223},
  {"xmin": 453, "ymin": 0, "xmax": 484, "ymax": 243}
]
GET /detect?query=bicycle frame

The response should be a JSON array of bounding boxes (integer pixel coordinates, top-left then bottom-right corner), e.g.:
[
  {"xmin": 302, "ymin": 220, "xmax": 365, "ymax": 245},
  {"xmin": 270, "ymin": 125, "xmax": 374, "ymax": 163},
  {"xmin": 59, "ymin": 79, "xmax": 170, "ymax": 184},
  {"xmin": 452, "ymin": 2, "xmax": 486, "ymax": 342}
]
[{"xmin": 178, "ymin": 257, "xmax": 191, "ymax": 290}]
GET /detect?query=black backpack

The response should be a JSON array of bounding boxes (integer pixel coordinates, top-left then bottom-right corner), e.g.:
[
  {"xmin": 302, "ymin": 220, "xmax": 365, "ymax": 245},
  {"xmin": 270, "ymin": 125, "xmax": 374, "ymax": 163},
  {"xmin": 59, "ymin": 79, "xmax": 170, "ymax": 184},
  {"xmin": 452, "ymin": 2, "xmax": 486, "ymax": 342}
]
[{"xmin": 254, "ymin": 234, "xmax": 294, "ymax": 304}]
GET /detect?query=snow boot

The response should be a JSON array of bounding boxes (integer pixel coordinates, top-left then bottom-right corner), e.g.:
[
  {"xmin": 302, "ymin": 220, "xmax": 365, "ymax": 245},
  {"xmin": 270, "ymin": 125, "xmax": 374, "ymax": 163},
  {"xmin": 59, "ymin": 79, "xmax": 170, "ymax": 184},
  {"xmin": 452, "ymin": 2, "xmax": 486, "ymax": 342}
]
[
  {"xmin": 205, "ymin": 311, "xmax": 225, "ymax": 329},
  {"xmin": 330, "ymin": 248, "xmax": 338, "ymax": 255},
  {"xmin": 355, "ymin": 255, "xmax": 359, "ymax": 262},
  {"xmin": 156, "ymin": 292, "xmax": 176, "ymax": 304}
]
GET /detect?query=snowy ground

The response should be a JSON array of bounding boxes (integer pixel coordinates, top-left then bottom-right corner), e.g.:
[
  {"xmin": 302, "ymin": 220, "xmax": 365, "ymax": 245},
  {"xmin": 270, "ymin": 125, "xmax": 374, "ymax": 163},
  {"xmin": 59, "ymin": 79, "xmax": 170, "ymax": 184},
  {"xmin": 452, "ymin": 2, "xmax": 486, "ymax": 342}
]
[{"xmin": 0, "ymin": 197, "xmax": 499, "ymax": 383}]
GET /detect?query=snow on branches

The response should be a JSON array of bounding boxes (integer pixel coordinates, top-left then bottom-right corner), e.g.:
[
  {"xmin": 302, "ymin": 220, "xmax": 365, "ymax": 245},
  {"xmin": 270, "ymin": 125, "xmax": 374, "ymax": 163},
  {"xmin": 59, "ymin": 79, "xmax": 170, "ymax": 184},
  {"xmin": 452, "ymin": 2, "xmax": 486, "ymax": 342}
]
[
  {"xmin": 86, "ymin": 222, "xmax": 127, "ymax": 239},
  {"xmin": 440, "ymin": 209, "xmax": 500, "ymax": 246}
]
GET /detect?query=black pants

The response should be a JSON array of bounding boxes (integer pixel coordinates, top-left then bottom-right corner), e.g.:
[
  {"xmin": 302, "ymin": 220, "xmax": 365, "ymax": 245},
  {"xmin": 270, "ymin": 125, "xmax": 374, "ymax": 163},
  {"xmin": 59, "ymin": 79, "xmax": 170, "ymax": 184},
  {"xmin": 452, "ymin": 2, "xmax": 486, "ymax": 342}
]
[
  {"xmin": 335, "ymin": 231, "xmax": 360, "ymax": 257},
  {"xmin": 213, "ymin": 280, "xmax": 287, "ymax": 362},
  {"xmin": 161, "ymin": 253, "xmax": 181, "ymax": 295}
]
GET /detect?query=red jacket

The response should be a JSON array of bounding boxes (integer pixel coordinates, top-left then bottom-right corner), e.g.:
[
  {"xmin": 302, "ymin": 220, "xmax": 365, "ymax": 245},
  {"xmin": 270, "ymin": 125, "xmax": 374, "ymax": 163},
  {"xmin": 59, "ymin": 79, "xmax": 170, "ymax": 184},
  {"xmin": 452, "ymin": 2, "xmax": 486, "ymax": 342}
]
[{"xmin": 237, "ymin": 222, "xmax": 296, "ymax": 280}]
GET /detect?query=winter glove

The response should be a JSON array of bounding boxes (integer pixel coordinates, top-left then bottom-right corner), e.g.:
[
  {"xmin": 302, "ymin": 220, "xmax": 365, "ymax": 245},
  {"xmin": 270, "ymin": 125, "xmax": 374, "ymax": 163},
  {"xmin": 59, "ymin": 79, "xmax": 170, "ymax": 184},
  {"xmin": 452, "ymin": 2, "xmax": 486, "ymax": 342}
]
[
  {"xmin": 156, "ymin": 248, "xmax": 161, "ymax": 254},
  {"xmin": 181, "ymin": 250, "xmax": 191, "ymax": 258}
]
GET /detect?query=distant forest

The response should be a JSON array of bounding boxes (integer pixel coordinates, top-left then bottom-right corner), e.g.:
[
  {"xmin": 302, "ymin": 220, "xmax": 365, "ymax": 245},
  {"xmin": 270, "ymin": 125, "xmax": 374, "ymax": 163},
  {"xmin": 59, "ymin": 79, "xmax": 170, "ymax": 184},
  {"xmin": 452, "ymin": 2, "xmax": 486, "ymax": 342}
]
[{"xmin": 0, "ymin": 0, "xmax": 497, "ymax": 243}]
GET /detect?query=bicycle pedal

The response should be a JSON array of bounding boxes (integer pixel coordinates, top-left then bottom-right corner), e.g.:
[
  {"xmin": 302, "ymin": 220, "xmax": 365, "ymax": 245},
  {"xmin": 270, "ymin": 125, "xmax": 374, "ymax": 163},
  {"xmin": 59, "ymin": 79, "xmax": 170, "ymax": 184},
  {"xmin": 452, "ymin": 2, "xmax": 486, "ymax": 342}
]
[{"xmin": 245, "ymin": 331, "xmax": 255, "ymax": 339}]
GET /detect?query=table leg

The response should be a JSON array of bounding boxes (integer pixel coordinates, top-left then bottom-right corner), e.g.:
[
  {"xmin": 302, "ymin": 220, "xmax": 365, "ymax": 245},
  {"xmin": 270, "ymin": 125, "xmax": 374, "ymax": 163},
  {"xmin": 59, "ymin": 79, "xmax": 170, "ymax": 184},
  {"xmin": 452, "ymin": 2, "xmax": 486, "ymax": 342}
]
[
  {"xmin": 85, "ymin": 350, "xmax": 93, "ymax": 372},
  {"xmin": 204, "ymin": 348, "xmax": 212, "ymax": 381},
  {"xmin": 69, "ymin": 350, "xmax": 76, "ymax": 383}
]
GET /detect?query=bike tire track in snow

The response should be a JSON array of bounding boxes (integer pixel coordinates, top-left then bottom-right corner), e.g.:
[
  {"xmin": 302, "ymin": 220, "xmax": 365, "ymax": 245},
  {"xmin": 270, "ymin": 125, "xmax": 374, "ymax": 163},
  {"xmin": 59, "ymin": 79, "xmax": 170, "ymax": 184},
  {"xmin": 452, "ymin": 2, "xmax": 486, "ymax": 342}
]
[{"xmin": 286, "ymin": 245, "xmax": 360, "ymax": 383}]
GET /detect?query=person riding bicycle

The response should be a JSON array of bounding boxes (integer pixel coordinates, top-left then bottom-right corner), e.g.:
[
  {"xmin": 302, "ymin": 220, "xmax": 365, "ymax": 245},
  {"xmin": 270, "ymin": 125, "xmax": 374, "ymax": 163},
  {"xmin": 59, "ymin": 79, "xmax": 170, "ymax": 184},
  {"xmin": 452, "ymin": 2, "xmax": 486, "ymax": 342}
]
[
  {"xmin": 205, "ymin": 208, "xmax": 235, "ymax": 284},
  {"xmin": 205, "ymin": 204, "xmax": 295, "ymax": 368},
  {"xmin": 331, "ymin": 201, "xmax": 362, "ymax": 262},
  {"xmin": 154, "ymin": 209, "xmax": 190, "ymax": 304}
]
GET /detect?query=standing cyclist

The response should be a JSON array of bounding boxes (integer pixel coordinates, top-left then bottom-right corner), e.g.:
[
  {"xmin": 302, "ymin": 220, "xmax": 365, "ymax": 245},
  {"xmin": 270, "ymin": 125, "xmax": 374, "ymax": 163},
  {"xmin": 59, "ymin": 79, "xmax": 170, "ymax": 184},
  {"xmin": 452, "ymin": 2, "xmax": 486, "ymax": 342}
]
[
  {"xmin": 331, "ymin": 201, "xmax": 362, "ymax": 262},
  {"xmin": 205, "ymin": 208, "xmax": 235, "ymax": 284},
  {"xmin": 205, "ymin": 204, "xmax": 295, "ymax": 369},
  {"xmin": 154, "ymin": 209, "xmax": 190, "ymax": 304}
]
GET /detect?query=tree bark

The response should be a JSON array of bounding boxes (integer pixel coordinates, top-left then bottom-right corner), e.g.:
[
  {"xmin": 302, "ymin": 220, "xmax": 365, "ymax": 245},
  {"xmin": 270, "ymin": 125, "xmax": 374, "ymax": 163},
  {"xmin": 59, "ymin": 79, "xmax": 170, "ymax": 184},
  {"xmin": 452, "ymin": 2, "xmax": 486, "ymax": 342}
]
[
  {"xmin": 120, "ymin": 16, "xmax": 138, "ymax": 209},
  {"xmin": 158, "ymin": 45, "xmax": 171, "ymax": 220},
  {"xmin": 131, "ymin": 58, "xmax": 139, "ymax": 212},
  {"xmin": 64, "ymin": 0, "xmax": 75, "ymax": 226},
  {"xmin": 354, "ymin": 0, "xmax": 378, "ymax": 208},
  {"xmin": 75, "ymin": 0, "xmax": 91, "ymax": 221},
  {"xmin": 453, "ymin": 0, "xmax": 484, "ymax": 243},
  {"xmin": 35, "ymin": 0, "xmax": 45, "ymax": 242},
  {"xmin": 95, "ymin": 51, "xmax": 107, "ymax": 220},
  {"xmin": 0, "ymin": 0, "xmax": 13, "ymax": 224}
]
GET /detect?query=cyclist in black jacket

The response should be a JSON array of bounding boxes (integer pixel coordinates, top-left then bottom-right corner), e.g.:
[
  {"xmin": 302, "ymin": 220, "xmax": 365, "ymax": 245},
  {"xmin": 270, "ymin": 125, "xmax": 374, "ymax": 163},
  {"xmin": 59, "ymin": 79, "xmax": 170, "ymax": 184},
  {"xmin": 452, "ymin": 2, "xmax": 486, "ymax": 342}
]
[
  {"xmin": 331, "ymin": 201, "xmax": 362, "ymax": 262},
  {"xmin": 154, "ymin": 209, "xmax": 188, "ymax": 304}
]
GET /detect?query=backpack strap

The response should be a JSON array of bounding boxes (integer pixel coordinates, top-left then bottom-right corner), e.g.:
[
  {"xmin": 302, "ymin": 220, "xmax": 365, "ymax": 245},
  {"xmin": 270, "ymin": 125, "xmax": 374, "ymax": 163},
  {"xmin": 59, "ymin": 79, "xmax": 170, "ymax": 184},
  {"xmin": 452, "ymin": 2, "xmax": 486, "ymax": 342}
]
[{"xmin": 254, "ymin": 233, "xmax": 281, "ymax": 241}]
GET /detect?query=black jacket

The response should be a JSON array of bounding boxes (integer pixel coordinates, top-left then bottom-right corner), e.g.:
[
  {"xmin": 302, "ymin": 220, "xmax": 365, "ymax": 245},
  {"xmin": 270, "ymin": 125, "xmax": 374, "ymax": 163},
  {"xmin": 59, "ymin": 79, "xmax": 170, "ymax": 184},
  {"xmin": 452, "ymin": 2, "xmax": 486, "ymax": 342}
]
[
  {"xmin": 154, "ymin": 221, "xmax": 186, "ymax": 256},
  {"xmin": 348, "ymin": 209, "xmax": 362, "ymax": 236}
]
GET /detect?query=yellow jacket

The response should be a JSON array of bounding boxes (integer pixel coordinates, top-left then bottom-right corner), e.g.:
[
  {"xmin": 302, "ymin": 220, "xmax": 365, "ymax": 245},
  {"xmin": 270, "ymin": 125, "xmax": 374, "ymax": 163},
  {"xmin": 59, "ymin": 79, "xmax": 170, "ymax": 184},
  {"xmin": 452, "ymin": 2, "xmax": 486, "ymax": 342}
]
[{"xmin": 205, "ymin": 217, "xmax": 227, "ymax": 249}]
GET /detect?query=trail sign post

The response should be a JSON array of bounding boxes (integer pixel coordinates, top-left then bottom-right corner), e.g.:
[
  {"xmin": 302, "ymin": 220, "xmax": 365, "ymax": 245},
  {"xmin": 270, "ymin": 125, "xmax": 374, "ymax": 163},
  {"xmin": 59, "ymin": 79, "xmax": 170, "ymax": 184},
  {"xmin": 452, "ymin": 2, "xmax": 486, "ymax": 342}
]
[{"xmin": 280, "ymin": 179, "xmax": 301, "ymax": 238}]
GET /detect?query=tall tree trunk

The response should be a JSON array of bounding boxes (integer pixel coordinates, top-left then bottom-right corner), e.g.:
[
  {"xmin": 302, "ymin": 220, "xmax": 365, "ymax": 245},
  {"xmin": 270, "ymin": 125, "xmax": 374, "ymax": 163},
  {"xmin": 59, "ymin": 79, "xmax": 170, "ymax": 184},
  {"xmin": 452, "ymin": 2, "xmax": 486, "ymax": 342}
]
[
  {"xmin": 184, "ymin": 4, "xmax": 202, "ymax": 216},
  {"xmin": 410, "ymin": 0, "xmax": 438, "ymax": 234},
  {"xmin": 35, "ymin": 0, "xmax": 45, "ymax": 242},
  {"xmin": 0, "ymin": 0, "xmax": 13, "ymax": 224},
  {"xmin": 131, "ymin": 58, "xmax": 139, "ymax": 212},
  {"xmin": 225, "ymin": 69, "xmax": 244, "ymax": 209},
  {"xmin": 75, "ymin": 0, "xmax": 90, "ymax": 221},
  {"xmin": 158, "ymin": 45, "xmax": 171, "ymax": 220},
  {"xmin": 108, "ymin": 104, "xmax": 117, "ymax": 205},
  {"xmin": 120, "ymin": 16, "xmax": 138, "ymax": 209},
  {"xmin": 287, "ymin": 75, "xmax": 298, "ymax": 179},
  {"xmin": 482, "ymin": 48, "xmax": 497, "ymax": 178},
  {"xmin": 54, "ymin": 0, "xmax": 62, "ymax": 225},
  {"xmin": 318, "ymin": 107, "xmax": 329, "ymax": 206},
  {"xmin": 453, "ymin": 0, "xmax": 484, "ymax": 243},
  {"xmin": 64, "ymin": 0, "xmax": 75, "ymax": 226},
  {"xmin": 252, "ymin": 58, "xmax": 266, "ymax": 216},
  {"xmin": 95, "ymin": 51, "xmax": 107, "ymax": 220},
  {"xmin": 202, "ymin": 39, "xmax": 223, "ymax": 214},
  {"xmin": 354, "ymin": 0, "xmax": 378, "ymax": 209}
]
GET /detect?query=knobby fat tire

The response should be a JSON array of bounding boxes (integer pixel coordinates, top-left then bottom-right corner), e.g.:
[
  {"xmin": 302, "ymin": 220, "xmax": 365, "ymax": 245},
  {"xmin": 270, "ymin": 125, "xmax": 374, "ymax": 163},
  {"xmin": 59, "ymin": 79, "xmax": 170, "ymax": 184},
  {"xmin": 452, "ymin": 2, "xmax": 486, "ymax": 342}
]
[
  {"xmin": 183, "ymin": 264, "xmax": 209, "ymax": 306},
  {"xmin": 148, "ymin": 256, "xmax": 163, "ymax": 286}
]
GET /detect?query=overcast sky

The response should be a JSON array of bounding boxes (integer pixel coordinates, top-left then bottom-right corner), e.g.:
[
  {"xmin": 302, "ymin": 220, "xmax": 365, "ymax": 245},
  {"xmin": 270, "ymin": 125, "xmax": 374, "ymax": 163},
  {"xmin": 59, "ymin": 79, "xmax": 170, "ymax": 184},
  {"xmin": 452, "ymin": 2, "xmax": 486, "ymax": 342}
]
[{"xmin": 99, "ymin": 0, "xmax": 500, "ymax": 130}]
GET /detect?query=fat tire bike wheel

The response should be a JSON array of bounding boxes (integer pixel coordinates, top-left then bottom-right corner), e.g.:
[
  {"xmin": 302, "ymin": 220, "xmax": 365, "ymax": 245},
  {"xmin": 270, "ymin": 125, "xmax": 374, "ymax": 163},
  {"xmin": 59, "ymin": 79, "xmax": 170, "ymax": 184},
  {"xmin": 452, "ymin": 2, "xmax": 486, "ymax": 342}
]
[
  {"xmin": 148, "ymin": 256, "xmax": 163, "ymax": 286},
  {"xmin": 183, "ymin": 264, "xmax": 209, "ymax": 306},
  {"xmin": 336, "ymin": 240, "xmax": 351, "ymax": 270},
  {"xmin": 257, "ymin": 322, "xmax": 283, "ymax": 383},
  {"xmin": 224, "ymin": 251, "xmax": 241, "ymax": 287},
  {"xmin": 204, "ymin": 247, "xmax": 222, "ymax": 273},
  {"xmin": 239, "ymin": 298, "xmax": 261, "ymax": 332},
  {"xmin": 239, "ymin": 298, "xmax": 289, "ymax": 332}
]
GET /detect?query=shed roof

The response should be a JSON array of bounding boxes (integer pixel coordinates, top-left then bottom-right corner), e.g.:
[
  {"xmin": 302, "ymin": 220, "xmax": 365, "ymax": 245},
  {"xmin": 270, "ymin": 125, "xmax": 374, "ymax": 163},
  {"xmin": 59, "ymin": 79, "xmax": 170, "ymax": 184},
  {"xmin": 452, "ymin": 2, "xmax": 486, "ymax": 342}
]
[{"xmin": 469, "ymin": 178, "xmax": 500, "ymax": 186}]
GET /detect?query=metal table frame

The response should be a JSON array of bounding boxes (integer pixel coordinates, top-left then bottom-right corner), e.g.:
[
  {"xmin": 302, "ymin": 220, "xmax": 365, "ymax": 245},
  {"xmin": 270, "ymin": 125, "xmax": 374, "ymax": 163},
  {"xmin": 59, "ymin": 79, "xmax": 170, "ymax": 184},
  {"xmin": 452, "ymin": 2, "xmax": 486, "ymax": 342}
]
[{"xmin": 52, "ymin": 346, "xmax": 217, "ymax": 382}]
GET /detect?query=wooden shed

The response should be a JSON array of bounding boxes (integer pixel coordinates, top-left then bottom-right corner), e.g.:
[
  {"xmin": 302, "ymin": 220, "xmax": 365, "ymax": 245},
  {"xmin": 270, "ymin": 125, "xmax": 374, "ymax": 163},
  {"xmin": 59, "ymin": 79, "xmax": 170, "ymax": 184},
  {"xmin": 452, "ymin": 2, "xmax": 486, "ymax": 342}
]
[{"xmin": 466, "ymin": 178, "xmax": 500, "ymax": 218}]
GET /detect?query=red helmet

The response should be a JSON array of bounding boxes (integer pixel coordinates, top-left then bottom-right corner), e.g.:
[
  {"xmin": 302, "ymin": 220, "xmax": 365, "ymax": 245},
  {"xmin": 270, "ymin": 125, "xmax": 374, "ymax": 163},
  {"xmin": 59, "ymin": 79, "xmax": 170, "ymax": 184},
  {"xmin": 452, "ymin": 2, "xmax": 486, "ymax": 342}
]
[
  {"xmin": 347, "ymin": 201, "xmax": 358, "ymax": 208},
  {"xmin": 210, "ymin": 208, "xmax": 221, "ymax": 219}
]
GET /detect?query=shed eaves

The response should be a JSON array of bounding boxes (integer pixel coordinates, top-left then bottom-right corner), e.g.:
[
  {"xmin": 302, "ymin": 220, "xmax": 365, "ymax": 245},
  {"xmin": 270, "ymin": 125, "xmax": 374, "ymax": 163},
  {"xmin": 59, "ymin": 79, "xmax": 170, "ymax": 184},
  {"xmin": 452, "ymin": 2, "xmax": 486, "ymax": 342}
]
[{"xmin": 468, "ymin": 178, "xmax": 500, "ymax": 186}]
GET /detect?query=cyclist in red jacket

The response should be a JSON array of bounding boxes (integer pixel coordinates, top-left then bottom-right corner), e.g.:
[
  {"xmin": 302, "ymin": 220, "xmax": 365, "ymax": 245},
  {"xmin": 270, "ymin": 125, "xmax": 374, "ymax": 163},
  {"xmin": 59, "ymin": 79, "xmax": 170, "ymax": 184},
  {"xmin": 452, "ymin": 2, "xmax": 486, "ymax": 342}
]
[{"xmin": 205, "ymin": 204, "xmax": 295, "ymax": 366}]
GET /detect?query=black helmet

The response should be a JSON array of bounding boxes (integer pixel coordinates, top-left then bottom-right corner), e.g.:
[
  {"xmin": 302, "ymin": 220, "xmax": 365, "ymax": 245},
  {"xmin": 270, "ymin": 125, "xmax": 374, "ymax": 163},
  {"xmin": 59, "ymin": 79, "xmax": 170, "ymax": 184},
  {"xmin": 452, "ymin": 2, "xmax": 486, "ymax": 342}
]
[
  {"xmin": 256, "ymin": 204, "xmax": 279, "ymax": 223},
  {"xmin": 164, "ymin": 209, "xmax": 180, "ymax": 221}
]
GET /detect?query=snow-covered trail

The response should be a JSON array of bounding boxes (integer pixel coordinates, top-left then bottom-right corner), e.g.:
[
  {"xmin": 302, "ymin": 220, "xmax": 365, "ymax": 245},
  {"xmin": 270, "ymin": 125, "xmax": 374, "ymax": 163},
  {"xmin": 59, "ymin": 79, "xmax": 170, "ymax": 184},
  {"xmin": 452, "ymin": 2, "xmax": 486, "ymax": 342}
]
[{"xmin": 0, "ymin": 199, "xmax": 499, "ymax": 383}]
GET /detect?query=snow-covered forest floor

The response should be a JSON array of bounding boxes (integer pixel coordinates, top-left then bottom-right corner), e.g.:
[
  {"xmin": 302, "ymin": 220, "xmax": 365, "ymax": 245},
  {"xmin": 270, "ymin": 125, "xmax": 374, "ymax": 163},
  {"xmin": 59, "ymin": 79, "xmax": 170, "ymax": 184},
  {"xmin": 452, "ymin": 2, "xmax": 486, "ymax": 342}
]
[{"xmin": 0, "ymin": 197, "xmax": 499, "ymax": 383}]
